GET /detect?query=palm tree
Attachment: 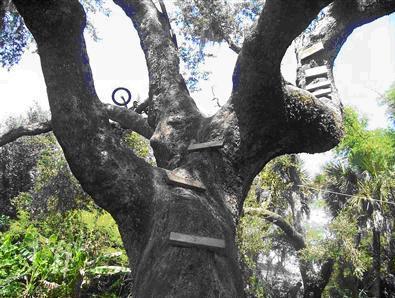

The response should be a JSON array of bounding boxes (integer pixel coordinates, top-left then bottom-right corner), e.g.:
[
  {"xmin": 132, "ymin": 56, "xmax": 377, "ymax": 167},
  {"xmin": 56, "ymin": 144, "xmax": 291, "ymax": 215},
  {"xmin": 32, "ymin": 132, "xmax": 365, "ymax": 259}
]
[
  {"xmin": 321, "ymin": 108, "xmax": 395, "ymax": 296},
  {"xmin": 244, "ymin": 155, "xmax": 334, "ymax": 297}
]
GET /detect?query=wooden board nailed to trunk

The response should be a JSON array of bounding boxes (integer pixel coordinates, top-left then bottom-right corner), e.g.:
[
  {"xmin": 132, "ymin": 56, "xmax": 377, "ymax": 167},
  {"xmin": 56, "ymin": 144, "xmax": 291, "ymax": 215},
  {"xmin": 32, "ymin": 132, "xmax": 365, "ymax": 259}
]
[
  {"xmin": 305, "ymin": 80, "xmax": 331, "ymax": 91},
  {"xmin": 169, "ymin": 232, "xmax": 226, "ymax": 251},
  {"xmin": 305, "ymin": 66, "xmax": 327, "ymax": 78},
  {"xmin": 312, "ymin": 88, "xmax": 331, "ymax": 98},
  {"xmin": 300, "ymin": 41, "xmax": 324, "ymax": 60},
  {"xmin": 188, "ymin": 140, "xmax": 224, "ymax": 152},
  {"xmin": 165, "ymin": 171, "xmax": 206, "ymax": 191}
]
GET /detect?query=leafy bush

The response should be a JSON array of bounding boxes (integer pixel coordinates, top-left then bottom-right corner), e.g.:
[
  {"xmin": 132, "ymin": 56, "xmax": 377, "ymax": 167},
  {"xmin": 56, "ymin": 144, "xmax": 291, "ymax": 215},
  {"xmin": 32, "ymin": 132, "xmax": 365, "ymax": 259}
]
[
  {"xmin": 0, "ymin": 105, "xmax": 153, "ymax": 297},
  {"xmin": 0, "ymin": 202, "xmax": 129, "ymax": 297}
]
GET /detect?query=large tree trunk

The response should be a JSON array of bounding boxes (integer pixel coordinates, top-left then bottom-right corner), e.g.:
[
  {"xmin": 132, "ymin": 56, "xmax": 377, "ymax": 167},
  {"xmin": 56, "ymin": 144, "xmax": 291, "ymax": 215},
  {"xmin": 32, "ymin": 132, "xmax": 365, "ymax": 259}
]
[
  {"xmin": 12, "ymin": 1, "xmax": 246, "ymax": 295},
  {"xmin": 118, "ymin": 171, "xmax": 245, "ymax": 296}
]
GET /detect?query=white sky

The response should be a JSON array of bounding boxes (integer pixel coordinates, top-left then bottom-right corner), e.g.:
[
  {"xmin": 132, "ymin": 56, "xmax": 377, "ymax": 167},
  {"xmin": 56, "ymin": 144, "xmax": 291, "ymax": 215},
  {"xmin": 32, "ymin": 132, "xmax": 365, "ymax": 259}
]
[{"xmin": 1, "ymin": 2, "xmax": 394, "ymax": 176}]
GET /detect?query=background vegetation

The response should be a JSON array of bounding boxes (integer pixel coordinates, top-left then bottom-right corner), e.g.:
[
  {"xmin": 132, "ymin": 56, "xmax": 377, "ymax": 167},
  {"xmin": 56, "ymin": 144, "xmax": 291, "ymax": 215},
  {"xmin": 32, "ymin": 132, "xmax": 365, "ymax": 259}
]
[{"xmin": 2, "ymin": 83, "xmax": 394, "ymax": 296}]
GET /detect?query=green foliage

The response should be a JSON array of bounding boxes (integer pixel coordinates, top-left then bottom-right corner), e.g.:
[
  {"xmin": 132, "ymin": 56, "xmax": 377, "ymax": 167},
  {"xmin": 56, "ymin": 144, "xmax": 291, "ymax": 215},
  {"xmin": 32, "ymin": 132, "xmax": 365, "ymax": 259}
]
[
  {"xmin": 124, "ymin": 130, "xmax": 155, "ymax": 165},
  {"xmin": 15, "ymin": 132, "xmax": 89, "ymax": 217},
  {"xmin": 0, "ymin": 105, "xmax": 129, "ymax": 297},
  {"xmin": 300, "ymin": 209, "xmax": 370, "ymax": 279},
  {"xmin": 337, "ymin": 107, "xmax": 395, "ymax": 176},
  {"xmin": 333, "ymin": 106, "xmax": 395, "ymax": 217},
  {"xmin": 319, "ymin": 102, "xmax": 395, "ymax": 296},
  {"xmin": 238, "ymin": 155, "xmax": 310, "ymax": 296},
  {"xmin": 0, "ymin": 201, "xmax": 128, "ymax": 297},
  {"xmin": 0, "ymin": 0, "xmax": 109, "ymax": 68},
  {"xmin": 175, "ymin": 0, "xmax": 262, "ymax": 46},
  {"xmin": 0, "ymin": 106, "xmax": 50, "ymax": 218},
  {"xmin": 173, "ymin": 0, "xmax": 263, "ymax": 90},
  {"xmin": 34, "ymin": 134, "xmax": 67, "ymax": 191},
  {"xmin": 0, "ymin": 214, "xmax": 10, "ymax": 231},
  {"xmin": 382, "ymin": 82, "xmax": 395, "ymax": 125},
  {"xmin": 238, "ymin": 189, "xmax": 272, "ymax": 266},
  {"xmin": 124, "ymin": 131, "xmax": 149, "ymax": 159},
  {"xmin": 0, "ymin": 2, "xmax": 32, "ymax": 69},
  {"xmin": 237, "ymin": 187, "xmax": 270, "ymax": 297}
]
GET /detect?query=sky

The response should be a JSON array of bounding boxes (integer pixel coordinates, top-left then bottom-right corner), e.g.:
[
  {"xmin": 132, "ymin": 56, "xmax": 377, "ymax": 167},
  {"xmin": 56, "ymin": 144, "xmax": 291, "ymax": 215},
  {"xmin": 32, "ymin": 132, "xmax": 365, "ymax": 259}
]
[{"xmin": 1, "ymin": 1, "xmax": 395, "ymax": 176}]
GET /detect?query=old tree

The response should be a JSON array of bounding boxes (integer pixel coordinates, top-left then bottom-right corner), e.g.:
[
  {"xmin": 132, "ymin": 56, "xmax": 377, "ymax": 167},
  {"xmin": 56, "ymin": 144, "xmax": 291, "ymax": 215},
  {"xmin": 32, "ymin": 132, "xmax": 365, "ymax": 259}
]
[{"xmin": 1, "ymin": 0, "xmax": 395, "ymax": 296}]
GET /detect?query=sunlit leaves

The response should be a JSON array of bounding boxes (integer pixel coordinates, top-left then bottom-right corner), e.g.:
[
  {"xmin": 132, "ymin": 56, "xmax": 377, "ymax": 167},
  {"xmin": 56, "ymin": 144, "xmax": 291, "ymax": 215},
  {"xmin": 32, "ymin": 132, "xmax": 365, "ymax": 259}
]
[
  {"xmin": 0, "ymin": 205, "xmax": 128, "ymax": 297},
  {"xmin": 0, "ymin": 0, "xmax": 110, "ymax": 68},
  {"xmin": 173, "ymin": 0, "xmax": 263, "ymax": 90},
  {"xmin": 337, "ymin": 107, "xmax": 395, "ymax": 176},
  {"xmin": 382, "ymin": 82, "xmax": 395, "ymax": 125},
  {"xmin": 0, "ymin": 7, "xmax": 32, "ymax": 69},
  {"xmin": 319, "ymin": 101, "xmax": 395, "ymax": 295}
]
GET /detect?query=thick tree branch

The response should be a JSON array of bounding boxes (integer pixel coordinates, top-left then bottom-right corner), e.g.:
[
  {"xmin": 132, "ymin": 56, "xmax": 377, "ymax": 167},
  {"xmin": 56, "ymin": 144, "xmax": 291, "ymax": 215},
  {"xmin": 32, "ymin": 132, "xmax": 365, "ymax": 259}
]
[
  {"xmin": 0, "ymin": 121, "xmax": 52, "ymax": 146},
  {"xmin": 112, "ymin": 0, "xmax": 199, "ymax": 125},
  {"xmin": 134, "ymin": 97, "xmax": 150, "ymax": 114},
  {"xmin": 232, "ymin": 0, "xmax": 331, "ymax": 95},
  {"xmin": 244, "ymin": 207, "xmax": 306, "ymax": 251},
  {"xmin": 293, "ymin": 0, "xmax": 395, "ymax": 120},
  {"xmin": 13, "ymin": 0, "xmax": 155, "ymax": 215},
  {"xmin": 296, "ymin": 0, "xmax": 395, "ymax": 70},
  {"xmin": 205, "ymin": 1, "xmax": 334, "ymax": 184},
  {"xmin": 158, "ymin": 0, "xmax": 178, "ymax": 49},
  {"xmin": 212, "ymin": 0, "xmax": 395, "ymax": 186},
  {"xmin": 282, "ymin": 84, "xmax": 343, "ymax": 153},
  {"xmin": 0, "ymin": 103, "xmax": 153, "ymax": 148},
  {"xmin": 104, "ymin": 104, "xmax": 153, "ymax": 139},
  {"xmin": 287, "ymin": 0, "xmax": 395, "ymax": 156},
  {"xmin": 113, "ymin": 0, "xmax": 202, "ymax": 168}
]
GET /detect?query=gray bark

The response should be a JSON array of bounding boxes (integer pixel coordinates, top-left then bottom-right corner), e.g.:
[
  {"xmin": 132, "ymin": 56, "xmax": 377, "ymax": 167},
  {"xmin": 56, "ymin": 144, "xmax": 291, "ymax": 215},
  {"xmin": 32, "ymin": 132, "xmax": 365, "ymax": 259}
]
[
  {"xmin": 372, "ymin": 227, "xmax": 381, "ymax": 297},
  {"xmin": 0, "ymin": 121, "xmax": 52, "ymax": 146},
  {"xmin": 7, "ymin": 0, "xmax": 395, "ymax": 296},
  {"xmin": 0, "ymin": 103, "xmax": 152, "ymax": 144}
]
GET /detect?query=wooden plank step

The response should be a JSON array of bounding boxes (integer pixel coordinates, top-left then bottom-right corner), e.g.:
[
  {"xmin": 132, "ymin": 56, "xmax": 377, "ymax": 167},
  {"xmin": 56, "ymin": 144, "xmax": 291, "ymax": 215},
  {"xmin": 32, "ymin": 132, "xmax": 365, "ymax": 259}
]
[
  {"xmin": 188, "ymin": 140, "xmax": 224, "ymax": 152},
  {"xmin": 312, "ymin": 88, "xmax": 331, "ymax": 97},
  {"xmin": 305, "ymin": 66, "xmax": 327, "ymax": 78},
  {"xmin": 305, "ymin": 80, "xmax": 331, "ymax": 91},
  {"xmin": 169, "ymin": 232, "xmax": 225, "ymax": 251},
  {"xmin": 300, "ymin": 41, "xmax": 324, "ymax": 60},
  {"xmin": 165, "ymin": 171, "xmax": 206, "ymax": 191}
]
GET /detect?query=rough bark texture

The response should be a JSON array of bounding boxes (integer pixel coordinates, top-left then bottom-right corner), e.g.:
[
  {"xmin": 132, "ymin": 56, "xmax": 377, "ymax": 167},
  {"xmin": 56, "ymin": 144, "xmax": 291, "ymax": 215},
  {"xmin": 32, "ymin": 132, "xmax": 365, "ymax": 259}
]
[
  {"xmin": 0, "ymin": 103, "xmax": 152, "ymax": 144},
  {"xmin": 6, "ymin": 0, "xmax": 395, "ymax": 296},
  {"xmin": 0, "ymin": 121, "xmax": 52, "ymax": 146},
  {"xmin": 372, "ymin": 228, "xmax": 381, "ymax": 297}
]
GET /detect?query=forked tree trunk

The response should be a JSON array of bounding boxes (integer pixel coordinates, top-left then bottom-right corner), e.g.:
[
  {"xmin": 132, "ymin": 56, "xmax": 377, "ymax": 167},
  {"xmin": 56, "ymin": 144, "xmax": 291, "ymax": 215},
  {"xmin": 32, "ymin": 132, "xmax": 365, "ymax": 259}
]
[{"xmin": 12, "ymin": 1, "xmax": 247, "ymax": 296}]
